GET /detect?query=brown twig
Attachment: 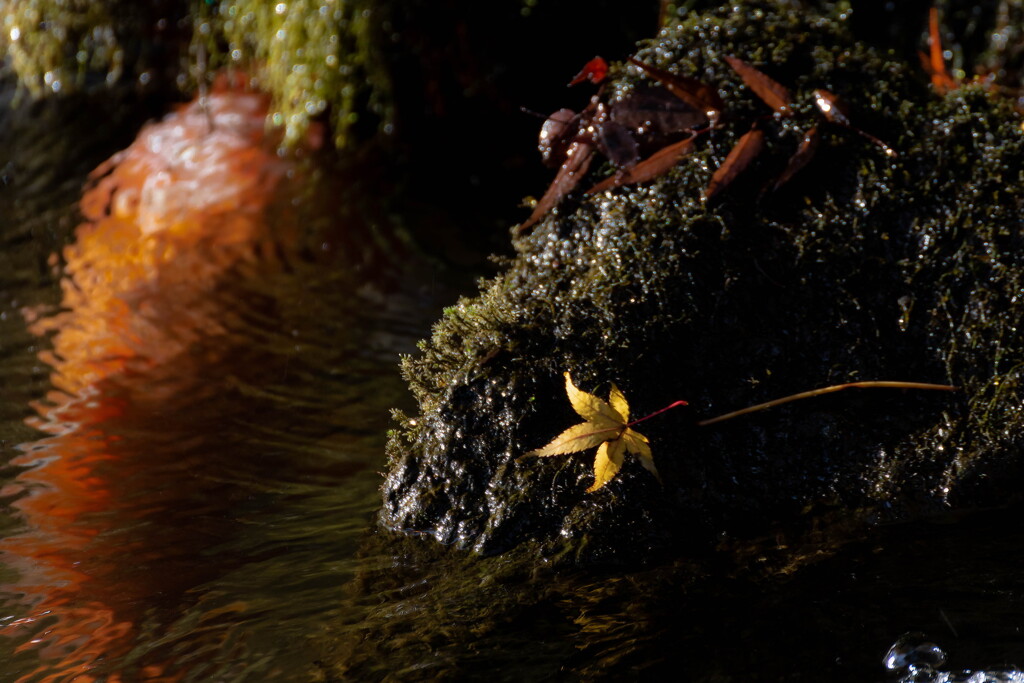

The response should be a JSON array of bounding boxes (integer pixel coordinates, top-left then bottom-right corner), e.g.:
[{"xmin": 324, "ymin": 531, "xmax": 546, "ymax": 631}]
[{"xmin": 697, "ymin": 381, "xmax": 957, "ymax": 427}]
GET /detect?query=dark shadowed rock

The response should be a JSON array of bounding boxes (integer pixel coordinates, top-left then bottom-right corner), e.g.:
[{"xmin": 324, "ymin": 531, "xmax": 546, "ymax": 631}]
[{"xmin": 379, "ymin": 0, "xmax": 1024, "ymax": 565}]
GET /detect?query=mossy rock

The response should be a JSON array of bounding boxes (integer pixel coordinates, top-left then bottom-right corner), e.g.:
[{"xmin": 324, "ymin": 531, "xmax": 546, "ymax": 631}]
[{"xmin": 380, "ymin": 0, "xmax": 1024, "ymax": 565}]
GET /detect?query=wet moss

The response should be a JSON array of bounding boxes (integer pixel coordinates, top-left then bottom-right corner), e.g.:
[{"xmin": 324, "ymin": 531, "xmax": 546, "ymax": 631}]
[
  {"xmin": 208, "ymin": 0, "xmax": 390, "ymax": 149},
  {"xmin": 0, "ymin": 0, "xmax": 388, "ymax": 149},
  {"xmin": 381, "ymin": 0, "xmax": 1024, "ymax": 564},
  {"xmin": 0, "ymin": 0, "xmax": 663, "ymax": 185},
  {"xmin": 1, "ymin": 0, "xmax": 134, "ymax": 93}
]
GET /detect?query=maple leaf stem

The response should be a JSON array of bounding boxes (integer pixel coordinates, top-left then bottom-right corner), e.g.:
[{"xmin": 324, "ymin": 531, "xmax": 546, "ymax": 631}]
[
  {"xmin": 627, "ymin": 400, "xmax": 689, "ymax": 427},
  {"xmin": 696, "ymin": 381, "xmax": 957, "ymax": 427}
]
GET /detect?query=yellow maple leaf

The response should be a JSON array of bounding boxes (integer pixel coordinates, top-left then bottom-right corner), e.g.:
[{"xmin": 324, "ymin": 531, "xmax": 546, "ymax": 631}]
[{"xmin": 526, "ymin": 372, "xmax": 657, "ymax": 492}]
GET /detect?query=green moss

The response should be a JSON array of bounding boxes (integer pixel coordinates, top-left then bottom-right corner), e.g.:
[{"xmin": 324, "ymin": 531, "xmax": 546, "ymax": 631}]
[
  {"xmin": 0, "ymin": 0, "xmax": 389, "ymax": 149},
  {"xmin": 209, "ymin": 0, "xmax": 390, "ymax": 149},
  {"xmin": 381, "ymin": 0, "xmax": 1024, "ymax": 563},
  {"xmin": 0, "ymin": 0, "xmax": 125, "ymax": 94}
]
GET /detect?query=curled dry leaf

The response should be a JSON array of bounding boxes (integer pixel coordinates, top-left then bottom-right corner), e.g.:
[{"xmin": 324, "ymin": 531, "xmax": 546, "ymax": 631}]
[{"xmin": 524, "ymin": 372, "xmax": 657, "ymax": 492}]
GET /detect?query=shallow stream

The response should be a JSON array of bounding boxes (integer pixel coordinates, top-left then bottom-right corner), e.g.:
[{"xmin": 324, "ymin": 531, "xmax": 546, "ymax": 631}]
[
  {"xmin": 0, "ymin": 78, "xmax": 1022, "ymax": 682},
  {"xmin": 0, "ymin": 82, "xmax": 453, "ymax": 680}
]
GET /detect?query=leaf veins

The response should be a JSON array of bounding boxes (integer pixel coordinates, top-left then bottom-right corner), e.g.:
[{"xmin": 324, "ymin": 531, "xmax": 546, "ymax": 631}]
[{"xmin": 525, "ymin": 372, "xmax": 657, "ymax": 492}]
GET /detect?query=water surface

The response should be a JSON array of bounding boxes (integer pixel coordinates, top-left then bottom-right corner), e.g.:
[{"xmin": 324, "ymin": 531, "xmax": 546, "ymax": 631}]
[
  {"xmin": 0, "ymin": 82, "xmax": 452, "ymax": 681},
  {"xmin": 1, "ymin": 77, "xmax": 1023, "ymax": 683}
]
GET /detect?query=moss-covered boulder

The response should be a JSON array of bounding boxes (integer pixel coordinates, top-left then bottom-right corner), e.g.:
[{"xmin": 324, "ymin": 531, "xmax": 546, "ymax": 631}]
[{"xmin": 380, "ymin": 0, "xmax": 1024, "ymax": 564}]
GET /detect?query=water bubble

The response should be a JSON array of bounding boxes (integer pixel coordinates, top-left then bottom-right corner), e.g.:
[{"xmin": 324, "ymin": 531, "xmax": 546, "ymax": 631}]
[{"xmin": 884, "ymin": 633, "xmax": 947, "ymax": 674}]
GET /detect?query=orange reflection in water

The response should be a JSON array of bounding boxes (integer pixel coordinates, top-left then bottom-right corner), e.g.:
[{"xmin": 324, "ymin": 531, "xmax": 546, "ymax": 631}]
[
  {"xmin": 2, "ymin": 74, "xmax": 319, "ymax": 680},
  {"xmin": 31, "ymin": 72, "xmax": 317, "ymax": 397}
]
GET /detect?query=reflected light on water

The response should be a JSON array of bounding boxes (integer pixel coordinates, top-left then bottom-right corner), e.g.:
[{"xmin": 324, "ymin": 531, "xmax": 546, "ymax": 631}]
[
  {"xmin": 0, "ymin": 72, "xmax": 346, "ymax": 681},
  {"xmin": 29, "ymin": 72, "xmax": 318, "ymax": 398}
]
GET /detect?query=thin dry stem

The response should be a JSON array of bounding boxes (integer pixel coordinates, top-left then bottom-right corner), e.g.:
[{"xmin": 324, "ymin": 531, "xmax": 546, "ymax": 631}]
[{"xmin": 697, "ymin": 381, "xmax": 957, "ymax": 427}]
